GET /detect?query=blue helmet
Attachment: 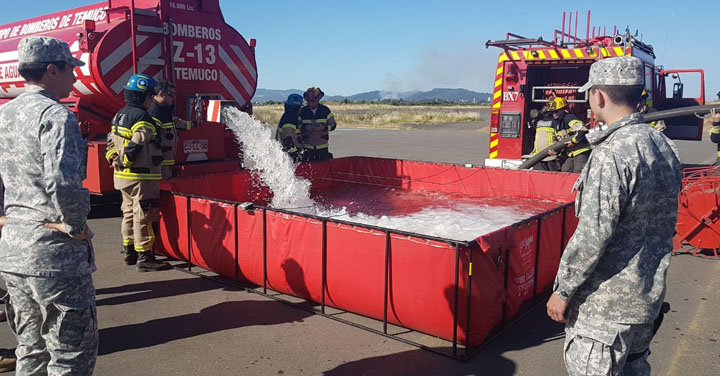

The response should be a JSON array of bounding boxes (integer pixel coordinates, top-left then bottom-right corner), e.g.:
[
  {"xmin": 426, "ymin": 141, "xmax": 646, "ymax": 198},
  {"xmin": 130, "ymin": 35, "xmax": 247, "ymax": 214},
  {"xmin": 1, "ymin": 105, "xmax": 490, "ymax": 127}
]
[
  {"xmin": 285, "ymin": 94, "xmax": 303, "ymax": 107},
  {"xmin": 124, "ymin": 73, "xmax": 156, "ymax": 93}
]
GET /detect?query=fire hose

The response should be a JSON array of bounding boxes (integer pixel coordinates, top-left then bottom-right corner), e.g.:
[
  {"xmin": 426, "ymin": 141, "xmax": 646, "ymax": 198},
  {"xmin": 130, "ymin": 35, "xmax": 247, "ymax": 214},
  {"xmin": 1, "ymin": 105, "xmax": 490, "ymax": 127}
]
[{"xmin": 518, "ymin": 104, "xmax": 720, "ymax": 170}]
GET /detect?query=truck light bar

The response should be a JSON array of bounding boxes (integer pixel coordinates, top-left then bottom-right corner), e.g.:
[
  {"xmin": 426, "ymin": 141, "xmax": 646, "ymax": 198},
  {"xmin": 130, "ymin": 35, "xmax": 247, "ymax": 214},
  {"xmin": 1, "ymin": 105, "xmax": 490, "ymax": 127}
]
[{"xmin": 485, "ymin": 37, "xmax": 557, "ymax": 50}]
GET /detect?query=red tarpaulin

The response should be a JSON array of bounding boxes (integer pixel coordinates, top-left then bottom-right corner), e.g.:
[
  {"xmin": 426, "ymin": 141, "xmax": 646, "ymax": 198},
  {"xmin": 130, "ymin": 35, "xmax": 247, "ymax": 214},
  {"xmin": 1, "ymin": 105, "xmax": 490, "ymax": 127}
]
[{"xmin": 156, "ymin": 157, "xmax": 579, "ymax": 346}]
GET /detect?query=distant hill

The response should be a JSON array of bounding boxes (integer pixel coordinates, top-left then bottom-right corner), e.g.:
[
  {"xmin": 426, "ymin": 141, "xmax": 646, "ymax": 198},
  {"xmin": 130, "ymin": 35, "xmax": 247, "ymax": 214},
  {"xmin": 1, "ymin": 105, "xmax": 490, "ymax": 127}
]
[
  {"xmin": 404, "ymin": 88, "xmax": 489, "ymax": 102},
  {"xmin": 253, "ymin": 88, "xmax": 304, "ymax": 103},
  {"xmin": 254, "ymin": 88, "xmax": 490, "ymax": 103}
]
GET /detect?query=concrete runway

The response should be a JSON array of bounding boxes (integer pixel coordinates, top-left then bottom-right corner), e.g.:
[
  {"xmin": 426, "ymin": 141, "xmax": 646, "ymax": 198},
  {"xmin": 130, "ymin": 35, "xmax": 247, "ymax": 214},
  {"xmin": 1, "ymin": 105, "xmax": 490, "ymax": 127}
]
[{"xmin": 0, "ymin": 126, "xmax": 718, "ymax": 375}]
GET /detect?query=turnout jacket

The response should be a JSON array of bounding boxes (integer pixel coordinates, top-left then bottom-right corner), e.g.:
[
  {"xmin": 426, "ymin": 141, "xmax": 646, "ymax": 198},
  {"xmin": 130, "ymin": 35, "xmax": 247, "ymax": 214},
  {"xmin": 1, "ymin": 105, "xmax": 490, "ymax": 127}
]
[
  {"xmin": 0, "ymin": 85, "xmax": 94, "ymax": 277},
  {"xmin": 710, "ymin": 120, "xmax": 720, "ymax": 161},
  {"xmin": 299, "ymin": 104, "xmax": 337, "ymax": 149},
  {"xmin": 533, "ymin": 115, "xmax": 564, "ymax": 161},
  {"xmin": 106, "ymin": 103, "xmax": 163, "ymax": 188},
  {"xmin": 560, "ymin": 113, "xmax": 590, "ymax": 157},
  {"xmin": 553, "ymin": 113, "xmax": 682, "ymax": 324},
  {"xmin": 147, "ymin": 101, "xmax": 193, "ymax": 167},
  {"xmin": 275, "ymin": 110, "xmax": 302, "ymax": 154}
]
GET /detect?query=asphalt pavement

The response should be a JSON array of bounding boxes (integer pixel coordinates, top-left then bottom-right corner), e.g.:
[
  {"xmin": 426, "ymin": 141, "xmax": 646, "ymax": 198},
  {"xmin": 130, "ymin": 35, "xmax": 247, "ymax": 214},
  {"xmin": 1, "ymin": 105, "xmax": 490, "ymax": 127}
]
[{"xmin": 0, "ymin": 125, "xmax": 718, "ymax": 376}]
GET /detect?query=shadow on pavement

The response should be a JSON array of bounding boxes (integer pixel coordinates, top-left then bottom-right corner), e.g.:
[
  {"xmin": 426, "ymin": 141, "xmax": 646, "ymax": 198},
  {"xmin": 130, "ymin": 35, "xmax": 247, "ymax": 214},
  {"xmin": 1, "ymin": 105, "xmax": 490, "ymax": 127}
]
[
  {"xmin": 323, "ymin": 303, "xmax": 565, "ymax": 376},
  {"xmin": 98, "ymin": 299, "xmax": 313, "ymax": 355},
  {"xmin": 95, "ymin": 276, "xmax": 235, "ymax": 306}
]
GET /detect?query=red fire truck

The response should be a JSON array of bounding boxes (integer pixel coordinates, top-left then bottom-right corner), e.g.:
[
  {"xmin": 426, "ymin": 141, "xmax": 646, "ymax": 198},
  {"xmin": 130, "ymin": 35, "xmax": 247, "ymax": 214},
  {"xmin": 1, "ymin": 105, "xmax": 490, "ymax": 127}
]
[
  {"xmin": 0, "ymin": 0, "xmax": 257, "ymax": 194},
  {"xmin": 484, "ymin": 11, "xmax": 705, "ymax": 167}
]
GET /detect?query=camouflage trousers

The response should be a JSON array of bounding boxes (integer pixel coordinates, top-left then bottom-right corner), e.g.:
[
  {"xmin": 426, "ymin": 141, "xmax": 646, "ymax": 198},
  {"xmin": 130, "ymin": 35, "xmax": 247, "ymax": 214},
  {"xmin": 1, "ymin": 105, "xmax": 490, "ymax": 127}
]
[
  {"xmin": 1, "ymin": 272, "xmax": 98, "ymax": 376},
  {"xmin": 564, "ymin": 310, "xmax": 654, "ymax": 376}
]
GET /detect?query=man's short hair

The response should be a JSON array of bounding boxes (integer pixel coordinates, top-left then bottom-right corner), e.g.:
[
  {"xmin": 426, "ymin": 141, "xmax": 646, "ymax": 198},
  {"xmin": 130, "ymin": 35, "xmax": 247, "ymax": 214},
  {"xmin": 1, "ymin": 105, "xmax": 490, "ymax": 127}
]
[
  {"xmin": 591, "ymin": 85, "xmax": 644, "ymax": 107},
  {"xmin": 18, "ymin": 61, "xmax": 67, "ymax": 83},
  {"xmin": 154, "ymin": 81, "xmax": 175, "ymax": 95}
]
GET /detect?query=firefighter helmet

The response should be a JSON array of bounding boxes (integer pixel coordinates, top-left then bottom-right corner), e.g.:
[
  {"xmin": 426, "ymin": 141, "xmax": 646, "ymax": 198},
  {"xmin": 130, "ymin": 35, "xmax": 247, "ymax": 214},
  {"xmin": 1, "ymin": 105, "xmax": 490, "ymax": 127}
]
[
  {"xmin": 124, "ymin": 73, "xmax": 156, "ymax": 93},
  {"xmin": 547, "ymin": 97, "xmax": 568, "ymax": 111},
  {"xmin": 285, "ymin": 94, "xmax": 304, "ymax": 107},
  {"xmin": 303, "ymin": 87, "xmax": 324, "ymax": 101}
]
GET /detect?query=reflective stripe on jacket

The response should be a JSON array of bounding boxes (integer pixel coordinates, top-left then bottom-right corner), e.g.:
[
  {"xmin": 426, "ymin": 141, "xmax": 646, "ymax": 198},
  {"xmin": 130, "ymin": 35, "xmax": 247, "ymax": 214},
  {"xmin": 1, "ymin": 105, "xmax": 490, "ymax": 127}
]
[
  {"xmin": 562, "ymin": 114, "xmax": 590, "ymax": 157},
  {"xmin": 533, "ymin": 118, "xmax": 561, "ymax": 161},
  {"xmin": 299, "ymin": 104, "xmax": 337, "ymax": 148},
  {"xmin": 711, "ymin": 121, "xmax": 720, "ymax": 160},
  {"xmin": 107, "ymin": 103, "xmax": 162, "ymax": 187},
  {"xmin": 148, "ymin": 101, "xmax": 193, "ymax": 167},
  {"xmin": 275, "ymin": 111, "xmax": 302, "ymax": 154}
]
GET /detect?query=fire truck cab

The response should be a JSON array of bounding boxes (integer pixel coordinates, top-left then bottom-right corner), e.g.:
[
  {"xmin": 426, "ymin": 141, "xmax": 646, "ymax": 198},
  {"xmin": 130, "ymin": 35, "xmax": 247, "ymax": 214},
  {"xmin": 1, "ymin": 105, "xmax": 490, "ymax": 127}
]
[{"xmin": 484, "ymin": 13, "xmax": 704, "ymax": 168}]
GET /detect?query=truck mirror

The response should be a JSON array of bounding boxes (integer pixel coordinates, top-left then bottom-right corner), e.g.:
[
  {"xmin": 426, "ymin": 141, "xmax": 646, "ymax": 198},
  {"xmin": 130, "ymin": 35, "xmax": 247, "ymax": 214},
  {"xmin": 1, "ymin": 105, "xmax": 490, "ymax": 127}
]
[{"xmin": 673, "ymin": 82, "xmax": 684, "ymax": 99}]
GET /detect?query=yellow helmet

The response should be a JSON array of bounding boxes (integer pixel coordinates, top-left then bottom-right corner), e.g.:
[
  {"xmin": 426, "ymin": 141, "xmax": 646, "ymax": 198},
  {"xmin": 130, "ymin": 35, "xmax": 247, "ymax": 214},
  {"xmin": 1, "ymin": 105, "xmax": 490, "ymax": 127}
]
[
  {"xmin": 547, "ymin": 97, "xmax": 568, "ymax": 111},
  {"xmin": 641, "ymin": 89, "xmax": 648, "ymax": 98}
]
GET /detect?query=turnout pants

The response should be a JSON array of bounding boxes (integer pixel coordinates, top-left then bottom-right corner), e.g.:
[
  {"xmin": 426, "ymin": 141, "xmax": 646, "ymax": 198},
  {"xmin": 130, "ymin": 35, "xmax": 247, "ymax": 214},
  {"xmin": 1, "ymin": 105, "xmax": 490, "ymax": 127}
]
[
  {"xmin": 564, "ymin": 310, "xmax": 654, "ymax": 376},
  {"xmin": 561, "ymin": 152, "xmax": 590, "ymax": 173},
  {"xmin": 533, "ymin": 159, "xmax": 561, "ymax": 172},
  {"xmin": 120, "ymin": 180, "xmax": 160, "ymax": 253},
  {"xmin": 303, "ymin": 148, "xmax": 333, "ymax": 162},
  {"xmin": 1, "ymin": 272, "xmax": 98, "ymax": 376}
]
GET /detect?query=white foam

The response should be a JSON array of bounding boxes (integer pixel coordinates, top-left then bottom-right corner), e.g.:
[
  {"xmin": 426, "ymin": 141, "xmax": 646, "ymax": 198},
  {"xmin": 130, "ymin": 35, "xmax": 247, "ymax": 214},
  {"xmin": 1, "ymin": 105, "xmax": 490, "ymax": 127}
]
[{"xmin": 308, "ymin": 204, "xmax": 534, "ymax": 241}]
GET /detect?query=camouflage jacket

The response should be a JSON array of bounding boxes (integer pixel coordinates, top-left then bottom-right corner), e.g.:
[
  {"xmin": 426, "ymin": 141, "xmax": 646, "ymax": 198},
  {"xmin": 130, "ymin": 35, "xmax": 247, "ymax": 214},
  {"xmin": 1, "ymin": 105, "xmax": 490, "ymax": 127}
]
[
  {"xmin": 553, "ymin": 112, "xmax": 682, "ymax": 324},
  {"xmin": 0, "ymin": 175, "xmax": 4, "ymax": 217},
  {"xmin": 0, "ymin": 85, "xmax": 94, "ymax": 277}
]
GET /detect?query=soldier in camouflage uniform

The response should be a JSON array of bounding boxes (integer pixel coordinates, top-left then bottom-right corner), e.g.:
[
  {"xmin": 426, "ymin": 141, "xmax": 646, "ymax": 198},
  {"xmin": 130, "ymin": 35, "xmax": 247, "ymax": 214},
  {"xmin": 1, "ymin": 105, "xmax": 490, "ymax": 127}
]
[
  {"xmin": 0, "ymin": 176, "xmax": 18, "ymax": 373},
  {"xmin": 0, "ymin": 36, "xmax": 98, "ymax": 375},
  {"xmin": 546, "ymin": 56, "xmax": 682, "ymax": 375}
]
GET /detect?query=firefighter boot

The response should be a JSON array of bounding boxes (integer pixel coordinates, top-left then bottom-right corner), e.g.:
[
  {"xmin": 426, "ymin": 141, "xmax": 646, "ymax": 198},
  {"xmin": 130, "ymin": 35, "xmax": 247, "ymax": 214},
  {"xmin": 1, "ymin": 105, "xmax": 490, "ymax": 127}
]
[
  {"xmin": 122, "ymin": 244, "xmax": 138, "ymax": 266},
  {"xmin": 136, "ymin": 251, "xmax": 172, "ymax": 272}
]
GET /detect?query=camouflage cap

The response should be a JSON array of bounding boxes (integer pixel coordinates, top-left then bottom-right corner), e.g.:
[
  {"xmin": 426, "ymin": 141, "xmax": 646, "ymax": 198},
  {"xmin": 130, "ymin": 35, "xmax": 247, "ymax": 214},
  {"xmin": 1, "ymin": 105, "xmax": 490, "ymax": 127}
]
[
  {"xmin": 17, "ymin": 36, "xmax": 84, "ymax": 66},
  {"xmin": 578, "ymin": 56, "xmax": 643, "ymax": 92}
]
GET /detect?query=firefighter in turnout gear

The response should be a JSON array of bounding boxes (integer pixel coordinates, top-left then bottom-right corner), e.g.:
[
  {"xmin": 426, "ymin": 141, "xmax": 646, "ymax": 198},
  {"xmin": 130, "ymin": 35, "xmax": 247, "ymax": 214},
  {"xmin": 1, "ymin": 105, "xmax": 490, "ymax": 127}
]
[
  {"xmin": 532, "ymin": 106, "xmax": 565, "ymax": 171},
  {"xmin": 637, "ymin": 89, "xmax": 666, "ymax": 132},
  {"xmin": 547, "ymin": 97, "xmax": 590, "ymax": 173},
  {"xmin": 299, "ymin": 87, "xmax": 337, "ymax": 162},
  {"xmin": 147, "ymin": 81, "xmax": 198, "ymax": 179},
  {"xmin": 710, "ymin": 108, "xmax": 720, "ymax": 165},
  {"xmin": 275, "ymin": 94, "xmax": 304, "ymax": 162},
  {"xmin": 106, "ymin": 74, "xmax": 171, "ymax": 272}
]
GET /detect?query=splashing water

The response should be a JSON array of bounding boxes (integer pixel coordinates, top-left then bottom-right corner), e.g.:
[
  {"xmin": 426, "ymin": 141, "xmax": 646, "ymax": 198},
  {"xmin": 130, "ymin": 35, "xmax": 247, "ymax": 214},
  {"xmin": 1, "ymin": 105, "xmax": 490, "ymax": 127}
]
[
  {"xmin": 222, "ymin": 107, "xmax": 315, "ymax": 209},
  {"xmin": 318, "ymin": 204, "xmax": 536, "ymax": 241},
  {"xmin": 311, "ymin": 188, "xmax": 548, "ymax": 241},
  {"xmin": 222, "ymin": 107, "xmax": 550, "ymax": 240}
]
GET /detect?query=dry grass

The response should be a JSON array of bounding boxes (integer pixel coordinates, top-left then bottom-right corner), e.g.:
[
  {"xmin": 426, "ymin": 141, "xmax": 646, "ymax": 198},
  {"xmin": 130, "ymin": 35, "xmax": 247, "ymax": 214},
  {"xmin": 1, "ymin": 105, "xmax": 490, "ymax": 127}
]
[{"xmin": 253, "ymin": 102, "xmax": 487, "ymax": 129}]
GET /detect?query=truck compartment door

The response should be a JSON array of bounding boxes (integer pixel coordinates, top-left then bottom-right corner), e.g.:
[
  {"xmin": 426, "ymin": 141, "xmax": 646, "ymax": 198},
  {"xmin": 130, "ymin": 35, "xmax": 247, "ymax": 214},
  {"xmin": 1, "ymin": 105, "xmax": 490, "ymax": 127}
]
[{"xmin": 656, "ymin": 69, "xmax": 705, "ymax": 141}]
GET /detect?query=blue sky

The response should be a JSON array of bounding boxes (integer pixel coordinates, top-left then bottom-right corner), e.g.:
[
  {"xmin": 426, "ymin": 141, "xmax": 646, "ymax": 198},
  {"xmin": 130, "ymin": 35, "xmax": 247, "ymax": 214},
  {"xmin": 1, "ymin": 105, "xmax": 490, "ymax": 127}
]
[{"xmin": 3, "ymin": 0, "xmax": 719, "ymax": 97}]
